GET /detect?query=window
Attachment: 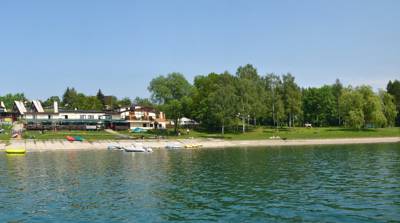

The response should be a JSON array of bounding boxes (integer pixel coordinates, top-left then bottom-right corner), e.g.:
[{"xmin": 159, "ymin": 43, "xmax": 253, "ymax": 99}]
[
  {"xmin": 80, "ymin": 115, "xmax": 86, "ymax": 119},
  {"xmin": 48, "ymin": 115, "xmax": 51, "ymax": 119},
  {"xmin": 64, "ymin": 115, "xmax": 68, "ymax": 119},
  {"xmin": 143, "ymin": 123, "xmax": 147, "ymax": 127},
  {"xmin": 150, "ymin": 124, "xmax": 153, "ymax": 127},
  {"xmin": 88, "ymin": 115, "xmax": 94, "ymax": 119}
]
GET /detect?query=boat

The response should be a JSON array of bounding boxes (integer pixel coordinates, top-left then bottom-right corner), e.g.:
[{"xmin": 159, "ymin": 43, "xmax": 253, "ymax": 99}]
[
  {"xmin": 166, "ymin": 143, "xmax": 184, "ymax": 149},
  {"xmin": 5, "ymin": 147, "xmax": 26, "ymax": 155},
  {"xmin": 184, "ymin": 143, "xmax": 203, "ymax": 149},
  {"xmin": 124, "ymin": 143, "xmax": 153, "ymax": 153},
  {"xmin": 74, "ymin": 136, "xmax": 84, "ymax": 142},
  {"xmin": 66, "ymin": 136, "xmax": 84, "ymax": 142},
  {"xmin": 107, "ymin": 144, "xmax": 124, "ymax": 150},
  {"xmin": 66, "ymin": 136, "xmax": 76, "ymax": 142}
]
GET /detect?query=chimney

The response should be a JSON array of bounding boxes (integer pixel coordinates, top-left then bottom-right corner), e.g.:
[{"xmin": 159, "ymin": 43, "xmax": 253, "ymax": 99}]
[
  {"xmin": 54, "ymin": 101, "xmax": 59, "ymax": 113},
  {"xmin": 160, "ymin": 112, "xmax": 164, "ymax": 120}
]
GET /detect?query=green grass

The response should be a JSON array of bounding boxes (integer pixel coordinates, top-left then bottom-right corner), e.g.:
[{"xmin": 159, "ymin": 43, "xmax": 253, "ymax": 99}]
[
  {"xmin": 141, "ymin": 127, "xmax": 400, "ymax": 140},
  {"xmin": 0, "ymin": 125, "xmax": 12, "ymax": 141},
  {"xmin": 19, "ymin": 127, "xmax": 400, "ymax": 141},
  {"xmin": 23, "ymin": 130, "xmax": 120, "ymax": 141}
]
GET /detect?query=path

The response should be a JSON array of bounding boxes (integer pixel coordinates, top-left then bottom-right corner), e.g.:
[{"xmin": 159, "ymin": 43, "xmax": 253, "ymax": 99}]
[{"xmin": 104, "ymin": 129, "xmax": 133, "ymax": 139}]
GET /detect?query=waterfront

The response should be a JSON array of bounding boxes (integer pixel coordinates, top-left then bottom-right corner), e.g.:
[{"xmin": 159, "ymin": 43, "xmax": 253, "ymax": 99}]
[{"xmin": 1, "ymin": 143, "xmax": 400, "ymax": 222}]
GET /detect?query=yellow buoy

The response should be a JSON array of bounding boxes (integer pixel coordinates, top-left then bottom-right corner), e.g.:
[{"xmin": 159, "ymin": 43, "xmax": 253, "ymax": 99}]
[{"xmin": 5, "ymin": 147, "xmax": 26, "ymax": 155}]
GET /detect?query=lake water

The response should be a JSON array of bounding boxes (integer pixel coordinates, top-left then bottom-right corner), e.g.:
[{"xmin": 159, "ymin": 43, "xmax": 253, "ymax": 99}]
[{"xmin": 1, "ymin": 143, "xmax": 400, "ymax": 222}]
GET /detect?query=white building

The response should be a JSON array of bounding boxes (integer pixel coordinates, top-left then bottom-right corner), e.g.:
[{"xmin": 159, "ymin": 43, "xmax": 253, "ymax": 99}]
[{"xmin": 126, "ymin": 106, "xmax": 169, "ymax": 130}]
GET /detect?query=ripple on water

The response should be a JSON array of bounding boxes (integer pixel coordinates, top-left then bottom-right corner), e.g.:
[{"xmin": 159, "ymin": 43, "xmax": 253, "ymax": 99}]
[{"xmin": 0, "ymin": 143, "xmax": 399, "ymax": 222}]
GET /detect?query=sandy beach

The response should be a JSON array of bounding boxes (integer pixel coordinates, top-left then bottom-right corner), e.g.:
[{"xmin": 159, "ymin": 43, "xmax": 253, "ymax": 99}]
[{"xmin": 0, "ymin": 137, "xmax": 399, "ymax": 151}]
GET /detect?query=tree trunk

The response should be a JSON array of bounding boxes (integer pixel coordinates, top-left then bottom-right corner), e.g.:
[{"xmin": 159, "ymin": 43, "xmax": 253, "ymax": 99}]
[
  {"xmin": 242, "ymin": 116, "xmax": 246, "ymax": 133},
  {"xmin": 272, "ymin": 103, "xmax": 275, "ymax": 127},
  {"xmin": 174, "ymin": 118, "xmax": 178, "ymax": 133},
  {"xmin": 253, "ymin": 117, "xmax": 257, "ymax": 126},
  {"xmin": 222, "ymin": 122, "xmax": 225, "ymax": 135}
]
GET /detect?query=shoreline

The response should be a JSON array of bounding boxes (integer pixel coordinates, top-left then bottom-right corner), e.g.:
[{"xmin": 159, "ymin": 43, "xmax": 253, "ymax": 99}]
[{"xmin": 0, "ymin": 137, "xmax": 399, "ymax": 151}]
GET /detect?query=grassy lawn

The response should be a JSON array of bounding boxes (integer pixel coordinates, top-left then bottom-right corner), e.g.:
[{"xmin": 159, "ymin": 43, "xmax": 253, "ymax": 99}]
[
  {"xmin": 23, "ymin": 130, "xmax": 120, "ymax": 141},
  {"xmin": 118, "ymin": 127, "xmax": 399, "ymax": 140},
  {"xmin": 0, "ymin": 125, "xmax": 12, "ymax": 141},
  {"xmin": 18, "ymin": 127, "xmax": 400, "ymax": 141}
]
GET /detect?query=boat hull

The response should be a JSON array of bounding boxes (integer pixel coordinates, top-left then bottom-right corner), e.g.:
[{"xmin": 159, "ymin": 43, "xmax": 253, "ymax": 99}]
[{"xmin": 5, "ymin": 148, "xmax": 26, "ymax": 155}]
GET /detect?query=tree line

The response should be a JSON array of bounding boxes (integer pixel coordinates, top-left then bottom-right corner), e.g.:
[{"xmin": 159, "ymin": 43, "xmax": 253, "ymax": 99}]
[
  {"xmin": 148, "ymin": 64, "xmax": 400, "ymax": 133},
  {"xmin": 1, "ymin": 64, "xmax": 399, "ymax": 134}
]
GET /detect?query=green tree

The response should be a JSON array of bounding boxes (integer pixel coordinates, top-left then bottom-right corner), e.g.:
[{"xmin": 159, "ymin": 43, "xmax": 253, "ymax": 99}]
[
  {"xmin": 302, "ymin": 86, "xmax": 335, "ymax": 127},
  {"xmin": 262, "ymin": 74, "xmax": 285, "ymax": 127},
  {"xmin": 42, "ymin": 96, "xmax": 61, "ymax": 108},
  {"xmin": 133, "ymin": 97, "xmax": 153, "ymax": 107},
  {"xmin": 357, "ymin": 86, "xmax": 386, "ymax": 127},
  {"xmin": 380, "ymin": 91, "xmax": 398, "ymax": 127},
  {"xmin": 339, "ymin": 87, "xmax": 365, "ymax": 128},
  {"xmin": 148, "ymin": 73, "xmax": 192, "ymax": 133},
  {"xmin": 62, "ymin": 87, "xmax": 78, "ymax": 109},
  {"xmin": 387, "ymin": 80, "xmax": 400, "ymax": 126},
  {"xmin": 347, "ymin": 109, "xmax": 365, "ymax": 129},
  {"xmin": 83, "ymin": 96, "xmax": 103, "ymax": 110},
  {"xmin": 332, "ymin": 79, "xmax": 343, "ymax": 125},
  {"xmin": 235, "ymin": 64, "xmax": 261, "ymax": 132},
  {"xmin": 96, "ymin": 89, "xmax": 106, "ymax": 108},
  {"xmin": 0, "ymin": 93, "xmax": 27, "ymax": 109},
  {"xmin": 118, "ymin": 97, "xmax": 132, "ymax": 107},
  {"xmin": 282, "ymin": 73, "xmax": 302, "ymax": 127}
]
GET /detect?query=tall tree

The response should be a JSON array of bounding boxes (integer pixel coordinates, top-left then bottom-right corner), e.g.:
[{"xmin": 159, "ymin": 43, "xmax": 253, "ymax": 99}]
[
  {"xmin": 332, "ymin": 79, "xmax": 343, "ymax": 125},
  {"xmin": 387, "ymin": 80, "xmax": 400, "ymax": 126},
  {"xmin": 302, "ymin": 86, "xmax": 335, "ymax": 127},
  {"xmin": 339, "ymin": 87, "xmax": 365, "ymax": 128},
  {"xmin": 96, "ymin": 89, "xmax": 106, "ymax": 108},
  {"xmin": 282, "ymin": 73, "xmax": 302, "ymax": 127},
  {"xmin": 62, "ymin": 87, "xmax": 78, "ymax": 109},
  {"xmin": 357, "ymin": 85, "xmax": 387, "ymax": 127},
  {"xmin": 235, "ymin": 64, "xmax": 261, "ymax": 132},
  {"xmin": 148, "ymin": 73, "xmax": 192, "ymax": 133},
  {"xmin": 380, "ymin": 91, "xmax": 398, "ymax": 127},
  {"xmin": 263, "ymin": 74, "xmax": 284, "ymax": 127}
]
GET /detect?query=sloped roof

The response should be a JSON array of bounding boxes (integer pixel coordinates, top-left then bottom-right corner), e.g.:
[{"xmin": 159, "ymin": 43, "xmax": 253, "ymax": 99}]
[
  {"xmin": 32, "ymin": 100, "xmax": 45, "ymax": 113},
  {"xmin": 14, "ymin": 101, "xmax": 27, "ymax": 114}
]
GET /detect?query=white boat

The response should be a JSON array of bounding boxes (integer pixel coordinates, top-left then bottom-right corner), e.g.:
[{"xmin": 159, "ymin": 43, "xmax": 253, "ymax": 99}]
[
  {"xmin": 166, "ymin": 143, "xmax": 184, "ymax": 149},
  {"xmin": 108, "ymin": 144, "xmax": 124, "ymax": 150},
  {"xmin": 124, "ymin": 143, "xmax": 153, "ymax": 153}
]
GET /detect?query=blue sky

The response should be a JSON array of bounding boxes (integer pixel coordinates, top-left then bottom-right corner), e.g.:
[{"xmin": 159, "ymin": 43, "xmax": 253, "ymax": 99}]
[{"xmin": 0, "ymin": 0, "xmax": 399, "ymax": 100}]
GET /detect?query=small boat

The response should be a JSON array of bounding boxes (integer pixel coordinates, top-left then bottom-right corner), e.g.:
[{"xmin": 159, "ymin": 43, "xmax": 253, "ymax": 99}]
[
  {"xmin": 66, "ymin": 136, "xmax": 75, "ymax": 142},
  {"xmin": 5, "ymin": 147, "xmax": 26, "ymax": 155},
  {"xmin": 166, "ymin": 143, "xmax": 184, "ymax": 149},
  {"xmin": 124, "ymin": 143, "xmax": 153, "ymax": 153},
  {"xmin": 74, "ymin": 136, "xmax": 84, "ymax": 142},
  {"xmin": 66, "ymin": 136, "xmax": 84, "ymax": 142},
  {"xmin": 184, "ymin": 143, "xmax": 203, "ymax": 149},
  {"xmin": 107, "ymin": 144, "xmax": 124, "ymax": 150}
]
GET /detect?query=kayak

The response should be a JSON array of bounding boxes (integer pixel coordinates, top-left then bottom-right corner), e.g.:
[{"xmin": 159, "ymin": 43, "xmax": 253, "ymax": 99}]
[
  {"xmin": 66, "ymin": 136, "xmax": 84, "ymax": 142},
  {"xmin": 66, "ymin": 136, "xmax": 75, "ymax": 141},
  {"xmin": 5, "ymin": 147, "xmax": 26, "ymax": 155},
  {"xmin": 74, "ymin": 136, "xmax": 84, "ymax": 142}
]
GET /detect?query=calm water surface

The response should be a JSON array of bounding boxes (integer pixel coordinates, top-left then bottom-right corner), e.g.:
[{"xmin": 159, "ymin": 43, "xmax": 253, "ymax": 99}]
[{"xmin": 1, "ymin": 143, "xmax": 400, "ymax": 222}]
